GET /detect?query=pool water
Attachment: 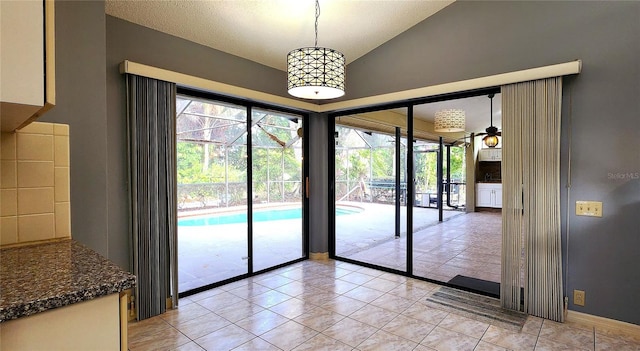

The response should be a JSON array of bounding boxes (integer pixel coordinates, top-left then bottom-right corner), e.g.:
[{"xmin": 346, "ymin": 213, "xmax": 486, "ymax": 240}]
[{"xmin": 178, "ymin": 206, "xmax": 361, "ymax": 227}]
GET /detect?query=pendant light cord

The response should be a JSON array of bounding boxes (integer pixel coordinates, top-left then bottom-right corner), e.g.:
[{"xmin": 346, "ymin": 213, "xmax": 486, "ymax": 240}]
[{"xmin": 315, "ymin": 0, "xmax": 320, "ymax": 47}]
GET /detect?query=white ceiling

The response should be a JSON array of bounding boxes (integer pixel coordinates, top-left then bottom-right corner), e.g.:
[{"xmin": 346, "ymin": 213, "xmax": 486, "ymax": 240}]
[
  {"xmin": 412, "ymin": 93, "xmax": 502, "ymax": 134},
  {"xmin": 105, "ymin": 0, "xmax": 500, "ymax": 133}
]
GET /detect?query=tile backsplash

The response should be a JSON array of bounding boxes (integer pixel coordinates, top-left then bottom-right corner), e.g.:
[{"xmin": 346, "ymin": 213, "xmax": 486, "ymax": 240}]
[{"xmin": 1, "ymin": 122, "xmax": 71, "ymax": 246}]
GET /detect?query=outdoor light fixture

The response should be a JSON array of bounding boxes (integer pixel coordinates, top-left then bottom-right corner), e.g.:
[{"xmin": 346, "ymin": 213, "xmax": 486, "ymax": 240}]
[
  {"xmin": 483, "ymin": 134, "xmax": 499, "ymax": 148},
  {"xmin": 434, "ymin": 109, "xmax": 466, "ymax": 132},
  {"xmin": 287, "ymin": 0, "xmax": 345, "ymax": 99}
]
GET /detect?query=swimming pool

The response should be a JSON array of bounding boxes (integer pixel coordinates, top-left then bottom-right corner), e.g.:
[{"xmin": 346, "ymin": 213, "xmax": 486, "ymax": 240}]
[{"xmin": 178, "ymin": 206, "xmax": 361, "ymax": 227}]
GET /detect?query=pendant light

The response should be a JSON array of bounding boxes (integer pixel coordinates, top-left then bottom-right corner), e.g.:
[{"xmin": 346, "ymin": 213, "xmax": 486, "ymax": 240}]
[
  {"xmin": 434, "ymin": 109, "xmax": 466, "ymax": 132},
  {"xmin": 287, "ymin": 0, "xmax": 345, "ymax": 99}
]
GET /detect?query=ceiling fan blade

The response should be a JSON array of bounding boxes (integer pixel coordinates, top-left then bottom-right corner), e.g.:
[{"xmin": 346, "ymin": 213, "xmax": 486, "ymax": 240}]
[{"xmin": 476, "ymin": 130, "xmax": 501, "ymax": 137}]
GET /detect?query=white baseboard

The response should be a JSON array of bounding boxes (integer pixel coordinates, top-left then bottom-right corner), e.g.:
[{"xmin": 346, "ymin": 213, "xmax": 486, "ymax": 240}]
[
  {"xmin": 309, "ymin": 252, "xmax": 329, "ymax": 260},
  {"xmin": 566, "ymin": 310, "xmax": 640, "ymax": 336}
]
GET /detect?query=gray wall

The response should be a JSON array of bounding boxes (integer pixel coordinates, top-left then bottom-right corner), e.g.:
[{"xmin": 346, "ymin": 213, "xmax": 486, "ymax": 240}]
[
  {"xmin": 45, "ymin": 1, "xmax": 638, "ymax": 325},
  {"xmin": 307, "ymin": 114, "xmax": 330, "ymax": 254},
  {"xmin": 346, "ymin": 1, "xmax": 640, "ymax": 324},
  {"xmin": 39, "ymin": 1, "xmax": 111, "ymax": 260}
]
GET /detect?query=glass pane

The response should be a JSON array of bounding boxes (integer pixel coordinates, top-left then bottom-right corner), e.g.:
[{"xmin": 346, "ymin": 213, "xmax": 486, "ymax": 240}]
[
  {"xmin": 252, "ymin": 108, "xmax": 304, "ymax": 271},
  {"xmin": 177, "ymin": 95, "xmax": 249, "ymax": 293},
  {"xmin": 411, "ymin": 97, "xmax": 496, "ymax": 289},
  {"xmin": 334, "ymin": 112, "xmax": 407, "ymax": 272}
]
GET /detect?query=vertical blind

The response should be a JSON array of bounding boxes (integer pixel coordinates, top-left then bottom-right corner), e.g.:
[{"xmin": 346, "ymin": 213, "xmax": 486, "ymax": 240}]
[
  {"xmin": 127, "ymin": 74, "xmax": 178, "ymax": 320},
  {"xmin": 501, "ymin": 77, "xmax": 564, "ymax": 322}
]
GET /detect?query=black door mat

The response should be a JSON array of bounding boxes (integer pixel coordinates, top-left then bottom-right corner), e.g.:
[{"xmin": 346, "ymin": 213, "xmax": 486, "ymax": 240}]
[{"xmin": 448, "ymin": 274, "xmax": 500, "ymax": 298}]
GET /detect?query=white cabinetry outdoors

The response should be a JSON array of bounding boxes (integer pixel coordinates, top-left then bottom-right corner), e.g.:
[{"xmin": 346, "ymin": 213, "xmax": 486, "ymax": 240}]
[
  {"xmin": 0, "ymin": 0, "xmax": 55, "ymax": 131},
  {"xmin": 478, "ymin": 148, "xmax": 502, "ymax": 161},
  {"xmin": 476, "ymin": 183, "xmax": 502, "ymax": 208}
]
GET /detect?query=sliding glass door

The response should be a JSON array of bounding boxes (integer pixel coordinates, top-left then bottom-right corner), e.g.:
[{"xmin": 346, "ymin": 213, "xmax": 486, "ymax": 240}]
[
  {"xmin": 251, "ymin": 108, "xmax": 305, "ymax": 272},
  {"xmin": 176, "ymin": 93, "xmax": 306, "ymax": 295},
  {"xmin": 333, "ymin": 110, "xmax": 408, "ymax": 272},
  {"xmin": 331, "ymin": 90, "xmax": 503, "ymax": 298},
  {"xmin": 176, "ymin": 97, "xmax": 249, "ymax": 292}
]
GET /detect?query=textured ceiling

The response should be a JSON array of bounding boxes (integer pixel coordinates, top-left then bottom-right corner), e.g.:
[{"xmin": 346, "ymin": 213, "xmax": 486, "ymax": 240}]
[{"xmin": 105, "ymin": 0, "xmax": 454, "ymax": 71}]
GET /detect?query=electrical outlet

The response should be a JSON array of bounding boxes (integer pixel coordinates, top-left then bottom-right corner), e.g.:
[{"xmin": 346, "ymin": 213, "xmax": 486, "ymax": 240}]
[
  {"xmin": 574, "ymin": 290, "xmax": 586, "ymax": 306},
  {"xmin": 576, "ymin": 201, "xmax": 602, "ymax": 217}
]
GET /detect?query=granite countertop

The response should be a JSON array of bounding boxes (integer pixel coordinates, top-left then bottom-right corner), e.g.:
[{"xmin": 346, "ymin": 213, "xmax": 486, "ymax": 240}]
[{"xmin": 0, "ymin": 239, "xmax": 136, "ymax": 322}]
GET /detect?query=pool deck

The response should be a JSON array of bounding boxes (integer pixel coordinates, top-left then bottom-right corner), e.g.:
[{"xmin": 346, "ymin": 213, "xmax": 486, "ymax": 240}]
[{"xmin": 178, "ymin": 202, "xmax": 502, "ymax": 294}]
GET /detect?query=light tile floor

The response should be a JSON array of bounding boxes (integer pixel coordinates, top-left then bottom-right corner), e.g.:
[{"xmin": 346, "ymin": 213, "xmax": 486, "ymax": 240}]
[{"xmin": 129, "ymin": 260, "xmax": 640, "ymax": 351}]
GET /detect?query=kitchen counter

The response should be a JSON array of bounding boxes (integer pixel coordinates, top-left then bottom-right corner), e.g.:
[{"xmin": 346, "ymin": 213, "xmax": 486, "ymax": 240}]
[{"xmin": 0, "ymin": 239, "xmax": 136, "ymax": 322}]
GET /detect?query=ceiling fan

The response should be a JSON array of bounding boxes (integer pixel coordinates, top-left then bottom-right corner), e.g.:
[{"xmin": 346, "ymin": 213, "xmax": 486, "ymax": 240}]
[{"xmin": 475, "ymin": 93, "xmax": 501, "ymax": 147}]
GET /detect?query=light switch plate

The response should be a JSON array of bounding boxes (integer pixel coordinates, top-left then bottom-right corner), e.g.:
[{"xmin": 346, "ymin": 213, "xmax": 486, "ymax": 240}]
[{"xmin": 576, "ymin": 201, "xmax": 602, "ymax": 217}]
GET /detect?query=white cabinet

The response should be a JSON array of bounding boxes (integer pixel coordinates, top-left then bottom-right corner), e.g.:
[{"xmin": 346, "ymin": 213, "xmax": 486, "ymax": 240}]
[
  {"xmin": 479, "ymin": 148, "xmax": 502, "ymax": 161},
  {"xmin": 0, "ymin": 0, "xmax": 55, "ymax": 131},
  {"xmin": 476, "ymin": 183, "xmax": 502, "ymax": 208}
]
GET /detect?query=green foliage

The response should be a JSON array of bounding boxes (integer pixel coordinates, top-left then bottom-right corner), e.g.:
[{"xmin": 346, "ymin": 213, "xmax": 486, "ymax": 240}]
[
  {"xmin": 371, "ymin": 148, "xmax": 394, "ymax": 179},
  {"xmin": 334, "ymin": 127, "xmax": 466, "ymax": 195},
  {"xmin": 177, "ymin": 142, "xmax": 208, "ymax": 184},
  {"xmin": 447, "ymin": 146, "xmax": 465, "ymax": 182},
  {"xmin": 177, "ymin": 142, "xmax": 246, "ymax": 185}
]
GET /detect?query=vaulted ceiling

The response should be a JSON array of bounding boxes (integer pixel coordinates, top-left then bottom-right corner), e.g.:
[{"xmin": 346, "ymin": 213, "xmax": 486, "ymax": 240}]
[
  {"xmin": 106, "ymin": 1, "xmax": 501, "ymax": 137},
  {"xmin": 105, "ymin": 0, "xmax": 454, "ymax": 71}
]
